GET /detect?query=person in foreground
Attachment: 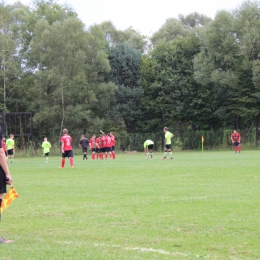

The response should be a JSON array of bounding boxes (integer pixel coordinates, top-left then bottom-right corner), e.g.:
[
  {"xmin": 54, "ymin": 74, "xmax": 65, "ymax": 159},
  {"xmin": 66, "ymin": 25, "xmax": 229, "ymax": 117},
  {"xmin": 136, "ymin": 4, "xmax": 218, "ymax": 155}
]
[
  {"xmin": 143, "ymin": 140, "xmax": 154, "ymax": 158},
  {"xmin": 60, "ymin": 129, "xmax": 74, "ymax": 168},
  {"xmin": 162, "ymin": 127, "xmax": 174, "ymax": 160},
  {"xmin": 231, "ymin": 129, "xmax": 241, "ymax": 153},
  {"xmin": 0, "ymin": 134, "xmax": 13, "ymax": 244}
]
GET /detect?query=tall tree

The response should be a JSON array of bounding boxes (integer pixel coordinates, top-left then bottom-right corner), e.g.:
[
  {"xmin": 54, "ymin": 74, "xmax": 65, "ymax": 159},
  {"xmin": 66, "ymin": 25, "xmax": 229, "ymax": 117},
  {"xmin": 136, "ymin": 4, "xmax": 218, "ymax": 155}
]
[{"xmin": 109, "ymin": 43, "xmax": 143, "ymax": 132}]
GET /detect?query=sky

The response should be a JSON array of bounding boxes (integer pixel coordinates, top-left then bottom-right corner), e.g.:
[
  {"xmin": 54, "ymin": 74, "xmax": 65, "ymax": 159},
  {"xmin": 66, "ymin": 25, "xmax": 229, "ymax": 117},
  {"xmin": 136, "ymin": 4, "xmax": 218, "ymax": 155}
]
[{"xmin": 5, "ymin": 0, "xmax": 245, "ymax": 35}]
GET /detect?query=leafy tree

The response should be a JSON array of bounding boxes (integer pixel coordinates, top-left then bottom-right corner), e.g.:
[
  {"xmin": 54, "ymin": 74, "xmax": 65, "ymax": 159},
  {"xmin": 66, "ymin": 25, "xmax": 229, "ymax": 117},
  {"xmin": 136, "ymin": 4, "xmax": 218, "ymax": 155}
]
[
  {"xmin": 150, "ymin": 18, "xmax": 191, "ymax": 46},
  {"xmin": 109, "ymin": 43, "xmax": 143, "ymax": 132},
  {"xmin": 0, "ymin": 2, "xmax": 23, "ymax": 110},
  {"xmin": 178, "ymin": 12, "xmax": 212, "ymax": 28},
  {"xmin": 97, "ymin": 21, "xmax": 148, "ymax": 53},
  {"xmin": 140, "ymin": 35, "xmax": 209, "ymax": 133}
]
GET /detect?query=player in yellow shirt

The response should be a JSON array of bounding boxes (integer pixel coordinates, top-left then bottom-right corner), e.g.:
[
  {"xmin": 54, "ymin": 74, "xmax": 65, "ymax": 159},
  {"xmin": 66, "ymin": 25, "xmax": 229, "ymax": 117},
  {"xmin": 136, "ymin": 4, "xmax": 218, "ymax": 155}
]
[
  {"xmin": 6, "ymin": 134, "xmax": 15, "ymax": 164},
  {"xmin": 143, "ymin": 140, "xmax": 154, "ymax": 158},
  {"xmin": 42, "ymin": 137, "xmax": 52, "ymax": 163},
  {"xmin": 162, "ymin": 127, "xmax": 174, "ymax": 160}
]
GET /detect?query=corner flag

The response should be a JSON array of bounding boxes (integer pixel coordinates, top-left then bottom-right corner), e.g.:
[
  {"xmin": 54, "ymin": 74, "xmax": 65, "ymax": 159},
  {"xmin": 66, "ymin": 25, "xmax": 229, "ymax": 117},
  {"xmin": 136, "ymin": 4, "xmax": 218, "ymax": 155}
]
[{"xmin": 0, "ymin": 186, "xmax": 19, "ymax": 215}]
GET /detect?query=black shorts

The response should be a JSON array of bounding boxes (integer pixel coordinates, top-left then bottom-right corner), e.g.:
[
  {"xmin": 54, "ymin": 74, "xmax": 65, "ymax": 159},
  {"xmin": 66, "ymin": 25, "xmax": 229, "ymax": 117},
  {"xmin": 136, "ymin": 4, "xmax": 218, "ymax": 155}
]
[
  {"xmin": 7, "ymin": 149, "xmax": 13, "ymax": 155},
  {"xmin": 82, "ymin": 147, "xmax": 87, "ymax": 153},
  {"xmin": 165, "ymin": 144, "xmax": 171, "ymax": 150},
  {"xmin": 0, "ymin": 166, "xmax": 7, "ymax": 194},
  {"xmin": 96, "ymin": 148, "xmax": 101, "ymax": 153},
  {"xmin": 107, "ymin": 147, "xmax": 112, "ymax": 152},
  {"xmin": 111, "ymin": 146, "xmax": 115, "ymax": 152},
  {"xmin": 91, "ymin": 148, "xmax": 96, "ymax": 153},
  {"xmin": 44, "ymin": 152, "xmax": 50, "ymax": 157},
  {"xmin": 233, "ymin": 142, "xmax": 240, "ymax": 147},
  {"xmin": 62, "ymin": 150, "xmax": 73, "ymax": 158},
  {"xmin": 147, "ymin": 144, "xmax": 154, "ymax": 150},
  {"xmin": 102, "ymin": 148, "xmax": 106, "ymax": 153}
]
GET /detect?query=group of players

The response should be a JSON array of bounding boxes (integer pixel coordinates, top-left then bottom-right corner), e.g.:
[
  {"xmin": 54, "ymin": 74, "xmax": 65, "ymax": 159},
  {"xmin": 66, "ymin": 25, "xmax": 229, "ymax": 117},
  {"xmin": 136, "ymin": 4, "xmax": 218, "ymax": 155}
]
[{"xmin": 79, "ymin": 130, "xmax": 116, "ymax": 161}]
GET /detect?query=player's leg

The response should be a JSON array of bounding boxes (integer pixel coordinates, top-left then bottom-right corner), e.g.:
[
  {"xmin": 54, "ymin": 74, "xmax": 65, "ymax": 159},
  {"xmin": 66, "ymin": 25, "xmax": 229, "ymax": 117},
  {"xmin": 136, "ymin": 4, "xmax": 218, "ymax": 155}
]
[
  {"xmin": 60, "ymin": 153, "xmax": 66, "ymax": 168},
  {"xmin": 112, "ymin": 146, "xmax": 116, "ymax": 159},
  {"xmin": 69, "ymin": 151, "xmax": 74, "ymax": 167},
  {"xmin": 237, "ymin": 143, "xmax": 241, "ymax": 153},
  {"xmin": 162, "ymin": 146, "xmax": 168, "ymax": 159},
  {"xmin": 45, "ymin": 153, "xmax": 49, "ymax": 163}
]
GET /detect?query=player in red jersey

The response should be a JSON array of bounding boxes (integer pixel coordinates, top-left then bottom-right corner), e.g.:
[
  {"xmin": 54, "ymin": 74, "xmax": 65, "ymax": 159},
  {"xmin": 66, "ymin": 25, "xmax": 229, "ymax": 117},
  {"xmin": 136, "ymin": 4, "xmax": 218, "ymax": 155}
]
[
  {"xmin": 231, "ymin": 129, "xmax": 241, "ymax": 153},
  {"xmin": 89, "ymin": 134, "xmax": 96, "ymax": 160},
  {"xmin": 101, "ymin": 133, "xmax": 107, "ymax": 160},
  {"xmin": 95, "ymin": 135, "xmax": 101, "ymax": 159},
  {"xmin": 60, "ymin": 128, "xmax": 74, "ymax": 168},
  {"xmin": 110, "ymin": 132, "xmax": 116, "ymax": 159},
  {"xmin": 106, "ymin": 133, "xmax": 112, "ymax": 159}
]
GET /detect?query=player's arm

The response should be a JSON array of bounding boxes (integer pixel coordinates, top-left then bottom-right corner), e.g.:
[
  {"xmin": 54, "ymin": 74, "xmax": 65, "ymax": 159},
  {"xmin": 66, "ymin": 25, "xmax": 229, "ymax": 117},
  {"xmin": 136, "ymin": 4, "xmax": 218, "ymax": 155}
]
[
  {"xmin": 0, "ymin": 148, "xmax": 12, "ymax": 185},
  {"xmin": 100, "ymin": 130, "xmax": 105, "ymax": 135},
  {"xmin": 61, "ymin": 141, "xmax": 64, "ymax": 153}
]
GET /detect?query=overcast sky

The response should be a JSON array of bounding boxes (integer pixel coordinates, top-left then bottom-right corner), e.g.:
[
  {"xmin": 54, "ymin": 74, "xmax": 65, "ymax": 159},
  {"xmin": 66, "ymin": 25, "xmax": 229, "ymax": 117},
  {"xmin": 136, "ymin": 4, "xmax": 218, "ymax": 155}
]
[{"xmin": 5, "ymin": 0, "xmax": 245, "ymax": 35}]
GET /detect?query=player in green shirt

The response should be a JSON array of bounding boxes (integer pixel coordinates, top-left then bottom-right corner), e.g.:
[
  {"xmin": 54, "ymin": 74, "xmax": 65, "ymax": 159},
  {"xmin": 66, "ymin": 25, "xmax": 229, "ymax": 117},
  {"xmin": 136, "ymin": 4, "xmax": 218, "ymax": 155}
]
[
  {"xmin": 42, "ymin": 137, "xmax": 52, "ymax": 163},
  {"xmin": 143, "ymin": 140, "xmax": 154, "ymax": 159},
  {"xmin": 6, "ymin": 134, "xmax": 15, "ymax": 164},
  {"xmin": 162, "ymin": 127, "xmax": 174, "ymax": 160}
]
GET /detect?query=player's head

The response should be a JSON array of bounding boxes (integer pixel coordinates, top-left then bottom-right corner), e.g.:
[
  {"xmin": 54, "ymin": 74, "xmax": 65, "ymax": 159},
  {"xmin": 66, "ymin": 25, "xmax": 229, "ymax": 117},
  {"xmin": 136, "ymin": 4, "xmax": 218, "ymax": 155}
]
[
  {"xmin": 10, "ymin": 134, "xmax": 14, "ymax": 139},
  {"xmin": 233, "ymin": 130, "xmax": 237, "ymax": 133},
  {"xmin": 44, "ymin": 137, "xmax": 47, "ymax": 141},
  {"xmin": 2, "ymin": 136, "xmax": 5, "ymax": 140},
  {"xmin": 63, "ymin": 129, "xmax": 68, "ymax": 135},
  {"xmin": 110, "ymin": 131, "xmax": 113, "ymax": 136},
  {"xmin": 92, "ymin": 134, "xmax": 96, "ymax": 138},
  {"xmin": 81, "ymin": 135, "xmax": 85, "ymax": 139},
  {"xmin": 163, "ymin": 127, "xmax": 168, "ymax": 132},
  {"xmin": 107, "ymin": 133, "xmax": 110, "ymax": 137}
]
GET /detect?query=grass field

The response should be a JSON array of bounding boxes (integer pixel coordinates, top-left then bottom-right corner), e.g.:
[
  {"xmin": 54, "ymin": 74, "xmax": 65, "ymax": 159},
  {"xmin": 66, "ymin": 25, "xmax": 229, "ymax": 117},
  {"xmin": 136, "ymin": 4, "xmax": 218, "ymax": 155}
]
[{"xmin": 1, "ymin": 150, "xmax": 260, "ymax": 259}]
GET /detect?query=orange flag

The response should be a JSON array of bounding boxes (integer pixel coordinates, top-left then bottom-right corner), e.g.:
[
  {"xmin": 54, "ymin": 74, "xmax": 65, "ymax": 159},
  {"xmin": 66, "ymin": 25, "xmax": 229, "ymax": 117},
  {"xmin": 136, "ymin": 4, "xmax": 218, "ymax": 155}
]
[{"xmin": 1, "ymin": 186, "xmax": 19, "ymax": 214}]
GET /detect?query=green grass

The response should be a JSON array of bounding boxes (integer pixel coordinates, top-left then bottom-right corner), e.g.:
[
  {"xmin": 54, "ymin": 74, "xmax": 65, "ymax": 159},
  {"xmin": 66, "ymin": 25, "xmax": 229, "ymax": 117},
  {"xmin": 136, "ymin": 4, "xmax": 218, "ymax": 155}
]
[{"xmin": 1, "ymin": 150, "xmax": 260, "ymax": 259}]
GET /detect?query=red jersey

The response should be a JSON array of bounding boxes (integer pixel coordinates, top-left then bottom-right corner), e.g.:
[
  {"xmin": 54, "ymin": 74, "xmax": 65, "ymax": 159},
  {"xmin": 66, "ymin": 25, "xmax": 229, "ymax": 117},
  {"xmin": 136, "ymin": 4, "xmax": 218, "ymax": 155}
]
[
  {"xmin": 61, "ymin": 134, "xmax": 73, "ymax": 151},
  {"xmin": 101, "ymin": 136, "xmax": 107, "ymax": 148},
  {"xmin": 231, "ymin": 132, "xmax": 240, "ymax": 142},
  {"xmin": 89, "ymin": 137, "xmax": 96, "ymax": 149},
  {"xmin": 95, "ymin": 137, "xmax": 101, "ymax": 148},
  {"xmin": 110, "ymin": 135, "xmax": 116, "ymax": 146},
  {"xmin": 106, "ymin": 136, "xmax": 112, "ymax": 148},
  {"xmin": 2, "ymin": 140, "xmax": 6, "ymax": 152}
]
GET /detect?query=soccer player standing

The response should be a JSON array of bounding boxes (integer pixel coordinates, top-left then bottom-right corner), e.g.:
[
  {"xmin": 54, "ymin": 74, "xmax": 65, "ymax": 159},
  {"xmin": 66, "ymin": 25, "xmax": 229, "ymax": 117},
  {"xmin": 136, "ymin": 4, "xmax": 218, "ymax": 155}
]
[
  {"xmin": 42, "ymin": 137, "xmax": 52, "ymax": 163},
  {"xmin": 79, "ymin": 135, "xmax": 89, "ymax": 160},
  {"xmin": 6, "ymin": 134, "xmax": 15, "ymax": 164},
  {"xmin": 144, "ymin": 140, "xmax": 154, "ymax": 158},
  {"xmin": 89, "ymin": 134, "xmax": 96, "ymax": 160},
  {"xmin": 162, "ymin": 127, "xmax": 174, "ymax": 160},
  {"xmin": 231, "ymin": 130, "xmax": 241, "ymax": 153},
  {"xmin": 95, "ymin": 135, "xmax": 102, "ymax": 159},
  {"xmin": 60, "ymin": 129, "xmax": 74, "ymax": 168},
  {"xmin": 110, "ymin": 132, "xmax": 116, "ymax": 159}
]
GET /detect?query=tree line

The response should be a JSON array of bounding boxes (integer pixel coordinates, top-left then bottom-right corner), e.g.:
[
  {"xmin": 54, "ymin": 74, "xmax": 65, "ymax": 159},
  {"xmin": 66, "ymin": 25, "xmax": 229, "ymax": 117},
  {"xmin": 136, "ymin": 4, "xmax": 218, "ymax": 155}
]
[{"xmin": 1, "ymin": 0, "xmax": 260, "ymax": 150}]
